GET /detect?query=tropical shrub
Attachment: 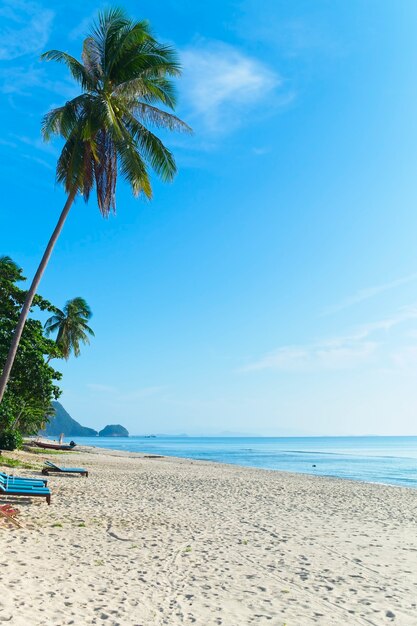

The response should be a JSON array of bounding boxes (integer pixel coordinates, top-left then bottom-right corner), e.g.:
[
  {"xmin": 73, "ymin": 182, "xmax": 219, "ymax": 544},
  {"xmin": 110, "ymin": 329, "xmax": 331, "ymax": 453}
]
[
  {"xmin": 0, "ymin": 257, "xmax": 62, "ymax": 438},
  {"xmin": 0, "ymin": 429, "xmax": 23, "ymax": 451}
]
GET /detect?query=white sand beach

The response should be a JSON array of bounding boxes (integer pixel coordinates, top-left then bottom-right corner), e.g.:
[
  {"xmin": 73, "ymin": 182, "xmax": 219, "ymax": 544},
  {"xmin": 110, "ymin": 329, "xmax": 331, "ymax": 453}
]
[{"xmin": 1, "ymin": 447, "xmax": 417, "ymax": 626}]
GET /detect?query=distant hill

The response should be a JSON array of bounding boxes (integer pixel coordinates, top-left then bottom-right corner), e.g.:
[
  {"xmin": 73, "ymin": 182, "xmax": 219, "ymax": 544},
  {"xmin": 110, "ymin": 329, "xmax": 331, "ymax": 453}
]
[
  {"xmin": 39, "ymin": 401, "xmax": 98, "ymax": 437},
  {"xmin": 99, "ymin": 424, "xmax": 129, "ymax": 437}
]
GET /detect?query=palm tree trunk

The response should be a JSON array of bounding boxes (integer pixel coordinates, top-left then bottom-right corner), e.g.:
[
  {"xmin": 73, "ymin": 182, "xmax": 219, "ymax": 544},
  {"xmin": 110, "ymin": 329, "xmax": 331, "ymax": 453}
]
[
  {"xmin": 11, "ymin": 402, "xmax": 26, "ymax": 430},
  {"xmin": 0, "ymin": 189, "xmax": 77, "ymax": 405}
]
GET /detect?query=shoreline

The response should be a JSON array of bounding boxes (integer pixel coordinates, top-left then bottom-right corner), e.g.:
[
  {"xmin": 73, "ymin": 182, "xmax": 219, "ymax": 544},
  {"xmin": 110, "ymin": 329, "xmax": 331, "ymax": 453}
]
[
  {"xmin": 82, "ymin": 444, "xmax": 417, "ymax": 490},
  {"xmin": 53, "ymin": 440, "xmax": 417, "ymax": 491},
  {"xmin": 1, "ymin": 447, "xmax": 417, "ymax": 625}
]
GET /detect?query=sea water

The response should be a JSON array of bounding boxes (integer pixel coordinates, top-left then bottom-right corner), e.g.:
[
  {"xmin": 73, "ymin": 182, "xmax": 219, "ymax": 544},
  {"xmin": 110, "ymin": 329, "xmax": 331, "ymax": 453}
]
[{"xmin": 71, "ymin": 436, "xmax": 417, "ymax": 488}]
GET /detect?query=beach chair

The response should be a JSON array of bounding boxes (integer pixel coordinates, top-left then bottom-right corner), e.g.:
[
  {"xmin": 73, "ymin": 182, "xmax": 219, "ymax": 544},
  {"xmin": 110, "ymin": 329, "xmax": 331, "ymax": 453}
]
[
  {"xmin": 0, "ymin": 472, "xmax": 47, "ymax": 488},
  {"xmin": 0, "ymin": 482, "xmax": 51, "ymax": 505},
  {"xmin": 42, "ymin": 460, "xmax": 88, "ymax": 477},
  {"xmin": 0, "ymin": 504, "xmax": 21, "ymax": 527}
]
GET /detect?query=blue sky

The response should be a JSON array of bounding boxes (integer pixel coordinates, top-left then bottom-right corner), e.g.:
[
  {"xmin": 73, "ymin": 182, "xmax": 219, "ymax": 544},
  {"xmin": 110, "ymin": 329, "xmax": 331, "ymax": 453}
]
[{"xmin": 1, "ymin": 0, "xmax": 417, "ymax": 435}]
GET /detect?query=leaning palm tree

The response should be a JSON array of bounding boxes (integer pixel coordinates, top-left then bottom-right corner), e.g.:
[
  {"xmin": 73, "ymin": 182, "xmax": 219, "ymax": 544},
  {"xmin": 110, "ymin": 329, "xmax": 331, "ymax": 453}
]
[
  {"xmin": 0, "ymin": 8, "xmax": 190, "ymax": 403},
  {"xmin": 45, "ymin": 297, "xmax": 95, "ymax": 360}
]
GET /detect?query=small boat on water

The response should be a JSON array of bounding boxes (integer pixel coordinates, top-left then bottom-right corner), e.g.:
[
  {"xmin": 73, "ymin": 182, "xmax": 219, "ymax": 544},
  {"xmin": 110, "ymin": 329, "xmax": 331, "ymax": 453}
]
[{"xmin": 28, "ymin": 440, "xmax": 76, "ymax": 451}]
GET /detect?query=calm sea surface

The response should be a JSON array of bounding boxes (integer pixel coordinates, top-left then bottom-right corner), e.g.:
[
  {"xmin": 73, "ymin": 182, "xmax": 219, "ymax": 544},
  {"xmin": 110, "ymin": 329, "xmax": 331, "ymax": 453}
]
[{"xmin": 71, "ymin": 436, "xmax": 417, "ymax": 489}]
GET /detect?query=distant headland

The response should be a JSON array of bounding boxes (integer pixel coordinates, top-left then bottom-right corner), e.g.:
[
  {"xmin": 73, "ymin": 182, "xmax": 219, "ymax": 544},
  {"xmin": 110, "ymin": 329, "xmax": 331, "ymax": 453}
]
[{"xmin": 38, "ymin": 401, "xmax": 129, "ymax": 438}]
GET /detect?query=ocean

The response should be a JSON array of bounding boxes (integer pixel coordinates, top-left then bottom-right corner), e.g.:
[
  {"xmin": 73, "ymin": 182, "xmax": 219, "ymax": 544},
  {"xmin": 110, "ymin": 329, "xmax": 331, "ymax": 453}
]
[{"xmin": 69, "ymin": 435, "xmax": 417, "ymax": 488}]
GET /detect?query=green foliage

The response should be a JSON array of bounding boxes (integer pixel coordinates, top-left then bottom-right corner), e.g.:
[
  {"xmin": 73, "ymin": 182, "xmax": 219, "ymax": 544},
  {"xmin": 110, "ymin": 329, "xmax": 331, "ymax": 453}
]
[
  {"xmin": 0, "ymin": 429, "xmax": 22, "ymax": 451},
  {"xmin": 0, "ymin": 456, "xmax": 21, "ymax": 467},
  {"xmin": 45, "ymin": 297, "xmax": 94, "ymax": 360},
  {"xmin": 0, "ymin": 456, "xmax": 37, "ymax": 469},
  {"xmin": 41, "ymin": 7, "xmax": 191, "ymax": 216},
  {"xmin": 0, "ymin": 257, "xmax": 62, "ymax": 437},
  {"xmin": 23, "ymin": 447, "xmax": 70, "ymax": 455}
]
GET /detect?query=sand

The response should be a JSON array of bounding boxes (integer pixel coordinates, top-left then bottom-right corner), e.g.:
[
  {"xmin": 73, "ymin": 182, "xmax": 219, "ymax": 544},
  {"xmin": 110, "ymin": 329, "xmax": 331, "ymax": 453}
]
[{"xmin": 1, "ymin": 447, "xmax": 417, "ymax": 626}]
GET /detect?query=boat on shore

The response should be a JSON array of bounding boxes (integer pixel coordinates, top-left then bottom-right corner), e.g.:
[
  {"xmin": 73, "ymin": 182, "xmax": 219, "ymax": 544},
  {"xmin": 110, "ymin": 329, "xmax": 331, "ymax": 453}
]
[{"xmin": 25, "ymin": 439, "xmax": 76, "ymax": 451}]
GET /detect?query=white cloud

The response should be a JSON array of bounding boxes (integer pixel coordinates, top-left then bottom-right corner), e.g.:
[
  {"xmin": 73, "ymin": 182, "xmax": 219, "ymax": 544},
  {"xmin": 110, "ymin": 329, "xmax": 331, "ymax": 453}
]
[
  {"xmin": 87, "ymin": 383, "xmax": 118, "ymax": 393},
  {"xmin": 0, "ymin": 132, "xmax": 57, "ymax": 171},
  {"xmin": 241, "ymin": 305, "xmax": 417, "ymax": 373},
  {"xmin": 0, "ymin": 65, "xmax": 77, "ymax": 97},
  {"xmin": 392, "ymin": 346, "xmax": 417, "ymax": 370},
  {"xmin": 242, "ymin": 337, "xmax": 377, "ymax": 373},
  {"xmin": 68, "ymin": 15, "xmax": 92, "ymax": 41},
  {"xmin": 0, "ymin": 0, "xmax": 54, "ymax": 60},
  {"xmin": 0, "ymin": 137, "xmax": 17, "ymax": 148},
  {"xmin": 121, "ymin": 387, "xmax": 165, "ymax": 401},
  {"xmin": 0, "ymin": 66, "xmax": 42, "ymax": 95},
  {"xmin": 180, "ymin": 40, "xmax": 280, "ymax": 132},
  {"xmin": 22, "ymin": 153, "xmax": 54, "ymax": 170},
  {"xmin": 13, "ymin": 133, "xmax": 58, "ymax": 155},
  {"xmin": 252, "ymin": 146, "xmax": 271, "ymax": 156},
  {"xmin": 87, "ymin": 384, "xmax": 165, "ymax": 401},
  {"xmin": 322, "ymin": 273, "xmax": 417, "ymax": 316}
]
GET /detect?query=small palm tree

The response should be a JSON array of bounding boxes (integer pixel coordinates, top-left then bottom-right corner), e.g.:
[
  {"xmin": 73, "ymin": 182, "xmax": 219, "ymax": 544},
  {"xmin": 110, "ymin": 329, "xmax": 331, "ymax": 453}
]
[
  {"xmin": 45, "ymin": 297, "xmax": 95, "ymax": 360},
  {"xmin": 0, "ymin": 8, "xmax": 190, "ymax": 403}
]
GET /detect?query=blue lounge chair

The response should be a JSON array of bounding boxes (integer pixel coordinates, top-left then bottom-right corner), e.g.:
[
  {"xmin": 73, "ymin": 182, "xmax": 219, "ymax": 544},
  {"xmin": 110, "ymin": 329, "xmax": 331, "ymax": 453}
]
[
  {"xmin": 42, "ymin": 460, "xmax": 88, "ymax": 477},
  {"xmin": 0, "ymin": 472, "xmax": 47, "ymax": 487},
  {"xmin": 0, "ymin": 482, "xmax": 51, "ymax": 505}
]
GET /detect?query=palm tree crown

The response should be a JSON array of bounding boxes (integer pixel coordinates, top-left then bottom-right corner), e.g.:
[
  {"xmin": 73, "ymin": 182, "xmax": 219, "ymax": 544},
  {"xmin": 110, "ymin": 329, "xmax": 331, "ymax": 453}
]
[
  {"xmin": 45, "ymin": 297, "xmax": 94, "ymax": 360},
  {"xmin": 41, "ymin": 7, "xmax": 191, "ymax": 215}
]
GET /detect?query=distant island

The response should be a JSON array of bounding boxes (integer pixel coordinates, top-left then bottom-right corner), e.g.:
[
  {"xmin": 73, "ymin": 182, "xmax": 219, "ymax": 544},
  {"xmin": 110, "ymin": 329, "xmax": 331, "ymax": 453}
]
[
  {"xmin": 38, "ymin": 402, "xmax": 129, "ymax": 438},
  {"xmin": 99, "ymin": 424, "xmax": 129, "ymax": 437}
]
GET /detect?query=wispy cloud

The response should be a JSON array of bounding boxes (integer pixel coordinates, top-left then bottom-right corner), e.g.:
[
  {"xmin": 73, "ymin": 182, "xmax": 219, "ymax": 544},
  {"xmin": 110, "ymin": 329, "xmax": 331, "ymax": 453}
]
[
  {"xmin": 236, "ymin": 2, "xmax": 342, "ymax": 59},
  {"xmin": 0, "ymin": 132, "xmax": 57, "ymax": 170},
  {"xmin": 322, "ymin": 273, "xmax": 417, "ymax": 316},
  {"xmin": 12, "ymin": 133, "xmax": 58, "ymax": 155},
  {"xmin": 122, "ymin": 387, "xmax": 166, "ymax": 401},
  {"xmin": 180, "ymin": 40, "xmax": 280, "ymax": 133},
  {"xmin": 0, "ymin": 137, "xmax": 17, "ymax": 148},
  {"xmin": 0, "ymin": 0, "xmax": 54, "ymax": 60},
  {"xmin": 0, "ymin": 65, "xmax": 77, "ymax": 97},
  {"xmin": 87, "ymin": 383, "xmax": 118, "ymax": 393},
  {"xmin": 241, "ymin": 306, "xmax": 417, "ymax": 373},
  {"xmin": 68, "ymin": 15, "xmax": 92, "ymax": 41},
  {"xmin": 242, "ymin": 337, "xmax": 377, "ymax": 373},
  {"xmin": 252, "ymin": 146, "xmax": 271, "ymax": 156},
  {"xmin": 22, "ymin": 153, "xmax": 54, "ymax": 170},
  {"xmin": 87, "ymin": 384, "xmax": 165, "ymax": 401},
  {"xmin": 392, "ymin": 345, "xmax": 417, "ymax": 370}
]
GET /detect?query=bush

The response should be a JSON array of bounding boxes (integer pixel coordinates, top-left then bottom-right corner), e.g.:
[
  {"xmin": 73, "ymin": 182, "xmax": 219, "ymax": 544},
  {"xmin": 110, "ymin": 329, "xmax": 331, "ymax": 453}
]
[{"xmin": 0, "ymin": 429, "xmax": 23, "ymax": 451}]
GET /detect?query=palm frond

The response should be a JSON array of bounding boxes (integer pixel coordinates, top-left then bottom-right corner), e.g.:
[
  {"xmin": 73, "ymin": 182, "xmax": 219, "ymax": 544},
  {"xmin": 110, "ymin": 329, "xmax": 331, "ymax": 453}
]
[
  {"xmin": 108, "ymin": 19, "xmax": 152, "ymax": 76},
  {"xmin": 113, "ymin": 76, "xmax": 177, "ymax": 109},
  {"xmin": 113, "ymin": 43, "xmax": 182, "ymax": 87},
  {"xmin": 116, "ymin": 132, "xmax": 152, "ymax": 198},
  {"xmin": 82, "ymin": 36, "xmax": 103, "ymax": 81},
  {"xmin": 44, "ymin": 312, "xmax": 64, "ymax": 336},
  {"xmin": 41, "ymin": 50, "xmax": 96, "ymax": 91},
  {"xmin": 56, "ymin": 129, "xmax": 86, "ymax": 193},
  {"xmin": 41, "ymin": 95, "xmax": 91, "ymax": 141},
  {"xmin": 92, "ymin": 129, "xmax": 118, "ymax": 215},
  {"xmin": 133, "ymin": 102, "xmax": 192, "ymax": 133},
  {"xmin": 123, "ymin": 113, "xmax": 176, "ymax": 182}
]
